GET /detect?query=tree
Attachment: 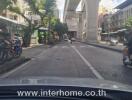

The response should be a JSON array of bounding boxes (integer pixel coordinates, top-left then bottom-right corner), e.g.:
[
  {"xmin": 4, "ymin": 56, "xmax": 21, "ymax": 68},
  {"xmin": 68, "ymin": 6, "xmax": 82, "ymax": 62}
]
[
  {"xmin": 27, "ymin": 0, "xmax": 56, "ymax": 26},
  {"xmin": 8, "ymin": 5, "xmax": 34, "ymax": 47},
  {"xmin": 8, "ymin": 0, "xmax": 56, "ymax": 47},
  {"xmin": 125, "ymin": 17, "xmax": 132, "ymax": 31},
  {"xmin": 0, "ymin": 0, "xmax": 11, "ymax": 14},
  {"xmin": 53, "ymin": 19, "xmax": 68, "ymax": 40},
  {"xmin": 0, "ymin": 0, "xmax": 56, "ymax": 46}
]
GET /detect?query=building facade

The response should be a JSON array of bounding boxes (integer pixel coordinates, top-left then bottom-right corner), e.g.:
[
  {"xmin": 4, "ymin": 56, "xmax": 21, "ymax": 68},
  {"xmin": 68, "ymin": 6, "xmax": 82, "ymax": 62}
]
[{"xmin": 103, "ymin": 0, "xmax": 132, "ymax": 32}]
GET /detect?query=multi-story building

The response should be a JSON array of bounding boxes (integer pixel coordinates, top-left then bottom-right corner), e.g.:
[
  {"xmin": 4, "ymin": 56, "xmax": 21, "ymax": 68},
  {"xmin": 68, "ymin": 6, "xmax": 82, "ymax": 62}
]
[{"xmin": 111, "ymin": 0, "xmax": 132, "ymax": 31}]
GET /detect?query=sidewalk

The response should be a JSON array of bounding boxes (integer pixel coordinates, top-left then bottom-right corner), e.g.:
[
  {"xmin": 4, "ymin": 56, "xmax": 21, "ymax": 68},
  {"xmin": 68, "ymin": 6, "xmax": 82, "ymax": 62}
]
[{"xmin": 80, "ymin": 41, "xmax": 124, "ymax": 53}]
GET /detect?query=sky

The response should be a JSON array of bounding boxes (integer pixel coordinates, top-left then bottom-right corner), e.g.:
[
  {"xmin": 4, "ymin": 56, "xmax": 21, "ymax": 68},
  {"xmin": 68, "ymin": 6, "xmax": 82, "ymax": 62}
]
[
  {"xmin": 56, "ymin": 0, "xmax": 126, "ymax": 22},
  {"xmin": 100, "ymin": 0, "xmax": 126, "ymax": 8}
]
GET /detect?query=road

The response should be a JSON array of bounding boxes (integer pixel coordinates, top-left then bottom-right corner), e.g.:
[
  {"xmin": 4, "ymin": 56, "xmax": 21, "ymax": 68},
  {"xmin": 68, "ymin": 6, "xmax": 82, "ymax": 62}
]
[{"xmin": 1, "ymin": 41, "xmax": 132, "ymax": 85}]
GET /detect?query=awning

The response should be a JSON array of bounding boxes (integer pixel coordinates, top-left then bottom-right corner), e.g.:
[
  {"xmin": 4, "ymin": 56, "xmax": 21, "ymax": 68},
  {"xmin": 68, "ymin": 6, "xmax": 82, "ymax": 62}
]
[
  {"xmin": 117, "ymin": 29, "xmax": 127, "ymax": 33},
  {"xmin": 101, "ymin": 33, "xmax": 108, "ymax": 35}
]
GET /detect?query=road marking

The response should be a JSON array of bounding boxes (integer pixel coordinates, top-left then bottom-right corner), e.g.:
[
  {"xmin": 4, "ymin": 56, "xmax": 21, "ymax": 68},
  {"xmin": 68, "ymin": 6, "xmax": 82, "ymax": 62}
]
[
  {"xmin": 71, "ymin": 46, "xmax": 104, "ymax": 80},
  {"xmin": 0, "ymin": 60, "xmax": 31, "ymax": 78}
]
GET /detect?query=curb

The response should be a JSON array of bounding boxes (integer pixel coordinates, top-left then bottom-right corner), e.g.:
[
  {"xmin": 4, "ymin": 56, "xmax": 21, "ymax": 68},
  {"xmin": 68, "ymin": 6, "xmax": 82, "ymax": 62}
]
[
  {"xmin": 79, "ymin": 41, "xmax": 122, "ymax": 53},
  {"xmin": 23, "ymin": 44, "xmax": 44, "ymax": 50},
  {"xmin": 0, "ymin": 57, "xmax": 30, "ymax": 75}
]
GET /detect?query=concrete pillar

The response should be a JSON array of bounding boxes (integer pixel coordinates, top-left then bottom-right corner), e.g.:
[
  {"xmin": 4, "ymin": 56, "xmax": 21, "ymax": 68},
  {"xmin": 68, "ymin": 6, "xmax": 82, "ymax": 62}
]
[
  {"xmin": 84, "ymin": 0, "xmax": 100, "ymax": 42},
  {"xmin": 77, "ymin": 12, "xmax": 82, "ymax": 39}
]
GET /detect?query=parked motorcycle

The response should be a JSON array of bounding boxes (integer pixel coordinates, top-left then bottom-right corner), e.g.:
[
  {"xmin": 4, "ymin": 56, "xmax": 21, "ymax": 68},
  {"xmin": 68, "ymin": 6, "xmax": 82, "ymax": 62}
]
[
  {"xmin": 13, "ymin": 45, "xmax": 22, "ymax": 58},
  {"xmin": 0, "ymin": 39, "xmax": 22, "ymax": 65},
  {"xmin": 0, "ymin": 40, "xmax": 6, "ymax": 64},
  {"xmin": 12, "ymin": 39, "xmax": 22, "ymax": 58}
]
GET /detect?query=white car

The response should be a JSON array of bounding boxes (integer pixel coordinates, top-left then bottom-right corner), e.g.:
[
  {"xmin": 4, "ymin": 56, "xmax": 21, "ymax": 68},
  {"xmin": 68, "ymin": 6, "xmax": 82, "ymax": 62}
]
[
  {"xmin": 109, "ymin": 39, "xmax": 118, "ymax": 46},
  {"xmin": 71, "ymin": 38, "xmax": 76, "ymax": 41}
]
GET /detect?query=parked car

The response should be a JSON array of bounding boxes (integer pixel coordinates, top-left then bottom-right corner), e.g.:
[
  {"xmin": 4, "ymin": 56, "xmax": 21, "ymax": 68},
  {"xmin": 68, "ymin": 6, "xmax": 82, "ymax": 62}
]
[{"xmin": 109, "ymin": 38, "xmax": 118, "ymax": 46}]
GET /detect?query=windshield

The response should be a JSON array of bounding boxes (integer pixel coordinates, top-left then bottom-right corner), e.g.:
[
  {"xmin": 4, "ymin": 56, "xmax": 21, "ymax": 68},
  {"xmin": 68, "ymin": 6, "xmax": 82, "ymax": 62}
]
[{"xmin": 0, "ymin": 0, "xmax": 132, "ymax": 93}]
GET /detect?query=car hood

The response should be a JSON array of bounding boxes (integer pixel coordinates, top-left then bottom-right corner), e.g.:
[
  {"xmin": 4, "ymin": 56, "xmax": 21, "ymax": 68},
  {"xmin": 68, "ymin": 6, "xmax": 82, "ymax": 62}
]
[{"xmin": 0, "ymin": 77, "xmax": 132, "ymax": 91}]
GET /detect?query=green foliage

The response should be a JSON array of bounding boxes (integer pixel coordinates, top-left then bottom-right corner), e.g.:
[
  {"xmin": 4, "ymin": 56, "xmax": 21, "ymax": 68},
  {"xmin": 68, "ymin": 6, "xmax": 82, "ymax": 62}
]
[
  {"xmin": 44, "ymin": 0, "xmax": 56, "ymax": 15},
  {"xmin": 125, "ymin": 17, "xmax": 132, "ymax": 30},
  {"xmin": 1, "ymin": 0, "xmax": 56, "ymax": 46},
  {"xmin": 53, "ymin": 19, "xmax": 68, "ymax": 37},
  {"xmin": 0, "ymin": 0, "xmax": 11, "ymax": 14}
]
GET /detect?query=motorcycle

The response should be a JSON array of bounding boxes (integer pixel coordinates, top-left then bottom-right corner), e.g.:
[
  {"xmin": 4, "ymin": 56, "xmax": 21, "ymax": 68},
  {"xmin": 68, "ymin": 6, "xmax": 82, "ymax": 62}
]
[
  {"xmin": 122, "ymin": 45, "xmax": 132, "ymax": 67},
  {"xmin": 12, "ymin": 39, "xmax": 22, "ymax": 58},
  {"xmin": 13, "ymin": 45, "xmax": 22, "ymax": 58}
]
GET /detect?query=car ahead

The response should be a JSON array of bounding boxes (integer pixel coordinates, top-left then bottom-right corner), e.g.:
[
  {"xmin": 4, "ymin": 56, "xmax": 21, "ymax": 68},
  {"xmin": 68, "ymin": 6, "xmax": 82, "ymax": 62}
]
[
  {"xmin": 71, "ymin": 38, "xmax": 76, "ymax": 41},
  {"xmin": 0, "ymin": 77, "xmax": 131, "ymax": 100}
]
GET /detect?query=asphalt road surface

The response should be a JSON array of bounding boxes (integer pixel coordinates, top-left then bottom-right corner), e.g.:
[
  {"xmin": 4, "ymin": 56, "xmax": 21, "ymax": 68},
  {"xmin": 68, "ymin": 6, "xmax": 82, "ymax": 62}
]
[{"xmin": 1, "ymin": 41, "xmax": 132, "ymax": 85}]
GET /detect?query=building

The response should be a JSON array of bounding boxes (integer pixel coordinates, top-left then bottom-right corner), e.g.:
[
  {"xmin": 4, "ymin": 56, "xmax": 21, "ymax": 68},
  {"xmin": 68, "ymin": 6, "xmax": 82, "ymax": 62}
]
[
  {"xmin": 112, "ymin": 0, "xmax": 132, "ymax": 30},
  {"xmin": 105, "ymin": 0, "xmax": 132, "ymax": 32},
  {"xmin": 100, "ymin": 0, "xmax": 132, "ymax": 33},
  {"xmin": 0, "ymin": 0, "xmax": 30, "ymax": 25},
  {"xmin": 0, "ymin": 0, "xmax": 29, "ymax": 36}
]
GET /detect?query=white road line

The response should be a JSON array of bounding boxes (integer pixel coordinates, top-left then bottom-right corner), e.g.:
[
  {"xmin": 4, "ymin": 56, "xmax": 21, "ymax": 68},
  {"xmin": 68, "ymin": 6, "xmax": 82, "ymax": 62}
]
[
  {"xmin": 71, "ymin": 46, "xmax": 104, "ymax": 80},
  {"xmin": 0, "ymin": 60, "xmax": 31, "ymax": 78}
]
